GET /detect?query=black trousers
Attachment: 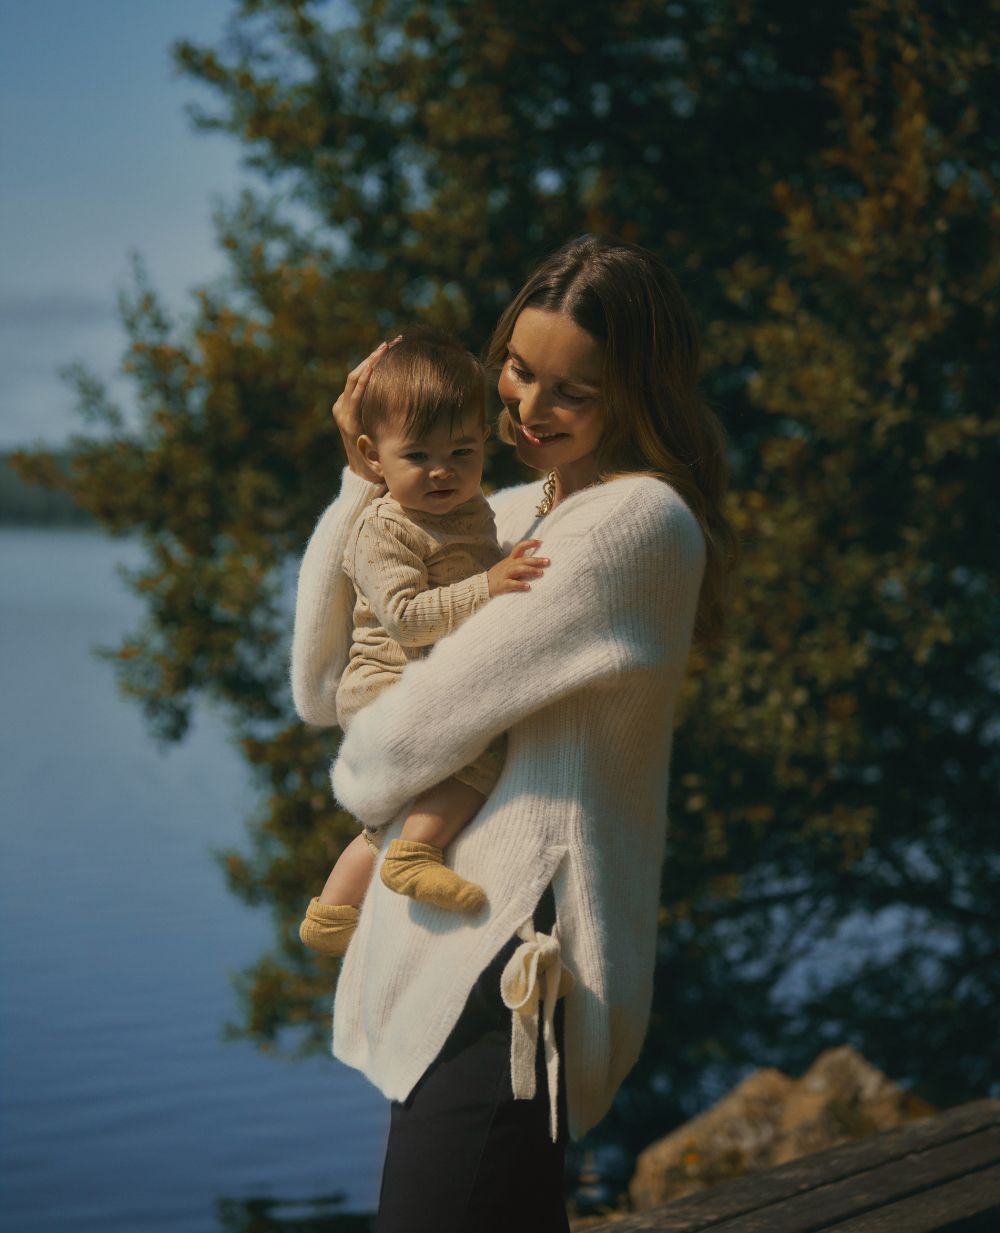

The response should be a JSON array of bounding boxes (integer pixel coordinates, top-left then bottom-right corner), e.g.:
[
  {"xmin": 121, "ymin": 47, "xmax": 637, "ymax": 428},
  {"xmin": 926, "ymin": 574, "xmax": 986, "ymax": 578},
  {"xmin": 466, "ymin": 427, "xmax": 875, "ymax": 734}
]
[{"xmin": 374, "ymin": 882, "xmax": 570, "ymax": 1233}]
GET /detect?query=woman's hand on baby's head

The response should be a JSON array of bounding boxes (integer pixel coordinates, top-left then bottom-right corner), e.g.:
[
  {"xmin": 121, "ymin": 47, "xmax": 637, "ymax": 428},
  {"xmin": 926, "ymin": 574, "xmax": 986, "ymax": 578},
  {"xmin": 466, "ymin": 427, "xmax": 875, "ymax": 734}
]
[
  {"xmin": 331, "ymin": 337, "xmax": 401, "ymax": 483},
  {"xmin": 487, "ymin": 540, "xmax": 551, "ymax": 597}
]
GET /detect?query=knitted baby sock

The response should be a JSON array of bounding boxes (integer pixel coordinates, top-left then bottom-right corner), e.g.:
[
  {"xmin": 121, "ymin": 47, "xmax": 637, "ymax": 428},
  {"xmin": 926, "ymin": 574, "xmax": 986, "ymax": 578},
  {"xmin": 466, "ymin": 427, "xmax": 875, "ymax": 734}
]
[
  {"xmin": 379, "ymin": 839, "xmax": 487, "ymax": 912},
  {"xmin": 298, "ymin": 898, "xmax": 360, "ymax": 956}
]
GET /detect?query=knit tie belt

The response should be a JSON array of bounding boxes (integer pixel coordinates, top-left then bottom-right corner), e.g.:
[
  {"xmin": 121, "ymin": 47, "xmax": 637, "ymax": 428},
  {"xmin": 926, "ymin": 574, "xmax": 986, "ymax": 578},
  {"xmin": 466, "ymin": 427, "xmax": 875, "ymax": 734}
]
[{"xmin": 499, "ymin": 923, "xmax": 575, "ymax": 1143}]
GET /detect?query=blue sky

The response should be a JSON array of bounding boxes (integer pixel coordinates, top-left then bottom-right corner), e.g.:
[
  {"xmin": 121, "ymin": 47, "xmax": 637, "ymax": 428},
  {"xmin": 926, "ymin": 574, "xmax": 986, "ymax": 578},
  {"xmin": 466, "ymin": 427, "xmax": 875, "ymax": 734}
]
[{"xmin": 0, "ymin": 1, "xmax": 249, "ymax": 448}]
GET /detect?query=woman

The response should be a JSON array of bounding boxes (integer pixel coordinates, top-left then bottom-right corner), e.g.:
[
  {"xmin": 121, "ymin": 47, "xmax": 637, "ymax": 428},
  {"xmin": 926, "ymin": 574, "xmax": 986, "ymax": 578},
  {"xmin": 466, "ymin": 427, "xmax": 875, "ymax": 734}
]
[{"xmin": 291, "ymin": 235, "xmax": 736, "ymax": 1231}]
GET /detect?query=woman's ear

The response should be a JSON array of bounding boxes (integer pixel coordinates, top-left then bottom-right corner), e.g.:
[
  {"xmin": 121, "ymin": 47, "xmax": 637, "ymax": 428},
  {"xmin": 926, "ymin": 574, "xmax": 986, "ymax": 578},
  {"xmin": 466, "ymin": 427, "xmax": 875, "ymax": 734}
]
[{"xmin": 357, "ymin": 434, "xmax": 384, "ymax": 478}]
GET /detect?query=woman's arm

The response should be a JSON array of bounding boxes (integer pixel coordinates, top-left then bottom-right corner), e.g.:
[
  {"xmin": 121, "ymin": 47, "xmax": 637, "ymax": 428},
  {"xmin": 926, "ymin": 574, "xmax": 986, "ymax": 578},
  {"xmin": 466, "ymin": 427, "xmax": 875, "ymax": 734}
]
[
  {"xmin": 290, "ymin": 466, "xmax": 382, "ymax": 726},
  {"xmin": 331, "ymin": 482, "xmax": 706, "ymax": 826}
]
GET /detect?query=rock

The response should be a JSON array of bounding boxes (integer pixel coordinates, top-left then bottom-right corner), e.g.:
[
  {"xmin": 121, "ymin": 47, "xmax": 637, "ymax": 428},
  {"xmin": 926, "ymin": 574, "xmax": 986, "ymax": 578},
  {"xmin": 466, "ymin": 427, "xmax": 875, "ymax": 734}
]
[
  {"xmin": 629, "ymin": 1067, "xmax": 795, "ymax": 1208},
  {"xmin": 629, "ymin": 1045, "xmax": 937, "ymax": 1209},
  {"xmin": 771, "ymin": 1045, "xmax": 935, "ymax": 1165}
]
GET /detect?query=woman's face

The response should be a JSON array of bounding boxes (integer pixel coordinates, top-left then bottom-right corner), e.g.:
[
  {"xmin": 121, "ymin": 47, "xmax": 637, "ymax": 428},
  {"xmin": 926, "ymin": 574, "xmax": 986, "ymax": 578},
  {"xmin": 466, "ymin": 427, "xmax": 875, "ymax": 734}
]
[{"xmin": 497, "ymin": 309, "xmax": 604, "ymax": 476}]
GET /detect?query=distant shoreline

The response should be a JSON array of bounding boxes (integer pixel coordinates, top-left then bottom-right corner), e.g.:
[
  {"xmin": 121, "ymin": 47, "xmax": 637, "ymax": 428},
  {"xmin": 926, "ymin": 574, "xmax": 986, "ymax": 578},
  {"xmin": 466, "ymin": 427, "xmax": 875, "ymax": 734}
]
[{"xmin": 0, "ymin": 451, "xmax": 93, "ymax": 527}]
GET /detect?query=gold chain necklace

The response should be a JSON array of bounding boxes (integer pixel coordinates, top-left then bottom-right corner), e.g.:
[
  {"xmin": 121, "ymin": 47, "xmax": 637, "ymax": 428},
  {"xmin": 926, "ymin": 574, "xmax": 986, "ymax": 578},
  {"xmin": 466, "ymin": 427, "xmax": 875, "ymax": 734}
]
[
  {"xmin": 535, "ymin": 471, "xmax": 557, "ymax": 517},
  {"xmin": 535, "ymin": 470, "xmax": 605, "ymax": 516}
]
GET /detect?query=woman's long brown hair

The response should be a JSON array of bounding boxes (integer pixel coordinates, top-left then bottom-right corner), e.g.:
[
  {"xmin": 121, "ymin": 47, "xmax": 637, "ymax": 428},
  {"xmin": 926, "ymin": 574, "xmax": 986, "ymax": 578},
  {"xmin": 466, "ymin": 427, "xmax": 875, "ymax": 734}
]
[{"xmin": 486, "ymin": 234, "xmax": 739, "ymax": 647}]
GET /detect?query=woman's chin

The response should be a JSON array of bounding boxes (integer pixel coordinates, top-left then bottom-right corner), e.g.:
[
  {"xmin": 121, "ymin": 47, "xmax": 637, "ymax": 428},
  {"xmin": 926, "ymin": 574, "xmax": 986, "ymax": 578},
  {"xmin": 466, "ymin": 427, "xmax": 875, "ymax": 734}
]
[
  {"xmin": 514, "ymin": 440, "xmax": 548, "ymax": 472},
  {"xmin": 515, "ymin": 439, "xmax": 574, "ymax": 474}
]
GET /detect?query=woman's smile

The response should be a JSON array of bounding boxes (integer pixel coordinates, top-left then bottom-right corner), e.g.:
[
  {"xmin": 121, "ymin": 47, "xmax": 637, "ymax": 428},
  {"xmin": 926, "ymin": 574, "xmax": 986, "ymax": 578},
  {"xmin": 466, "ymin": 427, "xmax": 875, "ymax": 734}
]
[{"xmin": 515, "ymin": 422, "xmax": 571, "ymax": 447}]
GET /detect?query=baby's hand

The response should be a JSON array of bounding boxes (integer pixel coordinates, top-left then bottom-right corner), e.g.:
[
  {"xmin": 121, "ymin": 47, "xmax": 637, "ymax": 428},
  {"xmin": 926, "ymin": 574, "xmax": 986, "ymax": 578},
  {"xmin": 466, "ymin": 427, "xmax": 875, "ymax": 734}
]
[{"xmin": 487, "ymin": 540, "xmax": 551, "ymax": 597}]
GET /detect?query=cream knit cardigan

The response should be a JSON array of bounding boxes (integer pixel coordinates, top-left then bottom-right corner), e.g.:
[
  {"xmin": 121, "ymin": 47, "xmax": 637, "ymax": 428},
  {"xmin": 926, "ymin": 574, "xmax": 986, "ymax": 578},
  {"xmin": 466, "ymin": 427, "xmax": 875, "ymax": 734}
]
[{"xmin": 291, "ymin": 466, "xmax": 706, "ymax": 1142}]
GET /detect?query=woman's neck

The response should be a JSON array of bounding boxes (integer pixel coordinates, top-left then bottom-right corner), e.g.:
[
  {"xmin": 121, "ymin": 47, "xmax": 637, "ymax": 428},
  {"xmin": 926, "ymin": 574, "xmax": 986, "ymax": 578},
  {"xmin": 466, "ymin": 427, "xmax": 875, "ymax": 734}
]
[{"xmin": 550, "ymin": 457, "xmax": 601, "ymax": 511}]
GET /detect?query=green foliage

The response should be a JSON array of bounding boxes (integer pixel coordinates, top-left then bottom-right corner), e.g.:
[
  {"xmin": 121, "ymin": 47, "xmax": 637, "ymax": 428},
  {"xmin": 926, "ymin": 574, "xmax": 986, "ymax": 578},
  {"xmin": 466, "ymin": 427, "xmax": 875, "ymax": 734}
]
[
  {"xmin": 638, "ymin": 0, "xmax": 1000, "ymax": 1147},
  {"xmin": 14, "ymin": 0, "xmax": 999, "ymax": 1170}
]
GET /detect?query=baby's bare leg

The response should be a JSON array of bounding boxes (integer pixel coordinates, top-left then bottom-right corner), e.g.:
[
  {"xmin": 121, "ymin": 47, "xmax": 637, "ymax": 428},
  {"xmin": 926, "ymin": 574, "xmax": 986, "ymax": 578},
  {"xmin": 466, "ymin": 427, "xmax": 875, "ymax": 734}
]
[
  {"xmin": 380, "ymin": 777, "xmax": 488, "ymax": 913},
  {"xmin": 317, "ymin": 832, "xmax": 376, "ymax": 906},
  {"xmin": 299, "ymin": 833, "xmax": 373, "ymax": 956},
  {"xmin": 400, "ymin": 777, "xmax": 486, "ymax": 847}
]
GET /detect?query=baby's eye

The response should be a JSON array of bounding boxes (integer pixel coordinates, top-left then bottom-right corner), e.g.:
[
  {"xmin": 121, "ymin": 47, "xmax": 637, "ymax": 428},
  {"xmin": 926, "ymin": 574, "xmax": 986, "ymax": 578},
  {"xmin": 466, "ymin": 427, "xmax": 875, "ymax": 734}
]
[
  {"xmin": 452, "ymin": 448, "xmax": 474, "ymax": 457},
  {"xmin": 404, "ymin": 452, "xmax": 428, "ymax": 462}
]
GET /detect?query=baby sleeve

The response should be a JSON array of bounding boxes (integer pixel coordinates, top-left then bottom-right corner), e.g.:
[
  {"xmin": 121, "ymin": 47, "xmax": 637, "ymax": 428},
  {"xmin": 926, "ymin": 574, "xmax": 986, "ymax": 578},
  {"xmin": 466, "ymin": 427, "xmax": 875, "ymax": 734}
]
[{"xmin": 351, "ymin": 513, "xmax": 492, "ymax": 648}]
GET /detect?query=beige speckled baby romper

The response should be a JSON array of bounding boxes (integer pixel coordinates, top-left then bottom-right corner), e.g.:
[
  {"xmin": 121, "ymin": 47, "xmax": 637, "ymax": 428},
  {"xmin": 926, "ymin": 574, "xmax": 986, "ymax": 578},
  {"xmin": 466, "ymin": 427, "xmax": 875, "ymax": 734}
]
[{"xmin": 336, "ymin": 490, "xmax": 507, "ymax": 847}]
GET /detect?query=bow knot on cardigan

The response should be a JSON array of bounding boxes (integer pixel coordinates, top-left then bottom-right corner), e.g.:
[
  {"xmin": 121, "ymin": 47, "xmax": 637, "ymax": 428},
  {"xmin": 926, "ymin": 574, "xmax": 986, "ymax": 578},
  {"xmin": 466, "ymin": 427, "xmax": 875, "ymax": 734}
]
[{"xmin": 500, "ymin": 923, "xmax": 575, "ymax": 1143}]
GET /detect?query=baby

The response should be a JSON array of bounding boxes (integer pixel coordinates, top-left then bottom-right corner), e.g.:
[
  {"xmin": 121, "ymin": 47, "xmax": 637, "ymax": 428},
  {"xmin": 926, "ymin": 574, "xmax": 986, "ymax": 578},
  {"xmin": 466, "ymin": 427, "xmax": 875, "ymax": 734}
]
[{"xmin": 299, "ymin": 330, "xmax": 550, "ymax": 956}]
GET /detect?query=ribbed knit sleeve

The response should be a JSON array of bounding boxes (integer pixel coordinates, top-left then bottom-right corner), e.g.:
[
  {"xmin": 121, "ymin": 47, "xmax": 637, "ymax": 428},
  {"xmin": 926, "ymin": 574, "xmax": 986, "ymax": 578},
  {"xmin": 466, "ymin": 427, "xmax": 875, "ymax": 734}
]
[
  {"xmin": 351, "ymin": 513, "xmax": 491, "ymax": 647},
  {"xmin": 290, "ymin": 466, "xmax": 383, "ymax": 727},
  {"xmin": 330, "ymin": 478, "xmax": 706, "ymax": 827}
]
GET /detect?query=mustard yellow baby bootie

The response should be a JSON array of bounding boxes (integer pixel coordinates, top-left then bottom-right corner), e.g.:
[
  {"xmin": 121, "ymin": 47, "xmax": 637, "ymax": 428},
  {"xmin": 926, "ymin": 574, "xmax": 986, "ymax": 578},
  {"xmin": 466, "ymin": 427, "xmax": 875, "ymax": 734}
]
[
  {"xmin": 379, "ymin": 839, "xmax": 487, "ymax": 913},
  {"xmin": 298, "ymin": 898, "xmax": 360, "ymax": 956}
]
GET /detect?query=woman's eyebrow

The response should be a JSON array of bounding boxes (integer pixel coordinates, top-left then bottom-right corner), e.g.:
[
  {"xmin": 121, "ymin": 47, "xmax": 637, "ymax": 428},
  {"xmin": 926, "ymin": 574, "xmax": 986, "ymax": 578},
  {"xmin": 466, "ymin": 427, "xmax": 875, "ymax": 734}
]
[{"xmin": 508, "ymin": 346, "xmax": 600, "ymax": 388}]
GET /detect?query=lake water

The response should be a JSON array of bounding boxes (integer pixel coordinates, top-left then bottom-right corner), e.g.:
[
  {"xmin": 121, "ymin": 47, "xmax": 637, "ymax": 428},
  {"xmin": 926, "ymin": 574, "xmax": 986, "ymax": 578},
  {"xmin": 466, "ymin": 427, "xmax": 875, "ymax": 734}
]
[{"xmin": 0, "ymin": 529, "xmax": 388, "ymax": 1231}]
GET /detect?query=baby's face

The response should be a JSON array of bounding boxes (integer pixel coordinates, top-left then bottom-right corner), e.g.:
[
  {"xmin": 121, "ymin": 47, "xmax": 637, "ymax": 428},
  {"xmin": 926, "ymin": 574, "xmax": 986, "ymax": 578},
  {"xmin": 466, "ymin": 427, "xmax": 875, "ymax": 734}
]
[{"xmin": 367, "ymin": 409, "xmax": 487, "ymax": 516}]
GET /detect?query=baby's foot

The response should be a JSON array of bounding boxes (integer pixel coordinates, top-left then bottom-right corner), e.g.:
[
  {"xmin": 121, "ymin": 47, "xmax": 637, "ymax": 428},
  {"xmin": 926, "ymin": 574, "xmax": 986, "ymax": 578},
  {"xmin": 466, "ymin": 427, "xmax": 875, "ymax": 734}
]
[
  {"xmin": 298, "ymin": 898, "xmax": 360, "ymax": 956},
  {"xmin": 380, "ymin": 839, "xmax": 487, "ymax": 913}
]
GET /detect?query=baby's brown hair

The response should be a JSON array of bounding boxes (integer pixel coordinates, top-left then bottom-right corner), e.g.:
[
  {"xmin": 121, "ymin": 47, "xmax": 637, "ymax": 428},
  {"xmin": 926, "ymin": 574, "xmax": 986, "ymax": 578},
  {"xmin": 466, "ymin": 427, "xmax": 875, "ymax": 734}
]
[{"xmin": 361, "ymin": 328, "xmax": 486, "ymax": 441}]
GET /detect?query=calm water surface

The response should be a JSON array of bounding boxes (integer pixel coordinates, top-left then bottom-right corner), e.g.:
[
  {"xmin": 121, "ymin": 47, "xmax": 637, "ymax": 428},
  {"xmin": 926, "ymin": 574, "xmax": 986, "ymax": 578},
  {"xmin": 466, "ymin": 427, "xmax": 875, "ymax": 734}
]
[{"xmin": 0, "ymin": 529, "xmax": 387, "ymax": 1231}]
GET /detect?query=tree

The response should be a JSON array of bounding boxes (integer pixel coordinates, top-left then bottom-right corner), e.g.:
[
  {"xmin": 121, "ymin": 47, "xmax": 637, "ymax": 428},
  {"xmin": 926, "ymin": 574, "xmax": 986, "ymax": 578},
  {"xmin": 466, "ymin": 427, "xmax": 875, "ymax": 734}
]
[
  {"xmin": 15, "ymin": 0, "xmax": 999, "ymax": 1199},
  {"xmin": 626, "ymin": 0, "xmax": 999, "ymax": 1166}
]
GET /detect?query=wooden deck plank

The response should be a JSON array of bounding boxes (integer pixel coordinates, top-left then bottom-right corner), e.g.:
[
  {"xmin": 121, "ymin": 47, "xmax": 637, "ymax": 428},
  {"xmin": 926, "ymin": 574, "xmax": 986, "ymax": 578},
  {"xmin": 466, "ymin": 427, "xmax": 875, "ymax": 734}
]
[
  {"xmin": 583, "ymin": 1100, "xmax": 1000, "ymax": 1233},
  {"xmin": 820, "ymin": 1163, "xmax": 1000, "ymax": 1233},
  {"xmin": 664, "ymin": 1130, "xmax": 1000, "ymax": 1233}
]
